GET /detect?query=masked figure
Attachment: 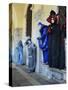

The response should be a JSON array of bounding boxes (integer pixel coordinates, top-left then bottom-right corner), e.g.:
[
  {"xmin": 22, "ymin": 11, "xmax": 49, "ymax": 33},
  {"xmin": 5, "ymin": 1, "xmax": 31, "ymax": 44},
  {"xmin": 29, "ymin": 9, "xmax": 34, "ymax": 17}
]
[
  {"xmin": 14, "ymin": 40, "xmax": 23, "ymax": 65},
  {"xmin": 37, "ymin": 22, "xmax": 48, "ymax": 64},
  {"xmin": 47, "ymin": 10, "xmax": 61, "ymax": 68},
  {"xmin": 25, "ymin": 39, "xmax": 37, "ymax": 72}
]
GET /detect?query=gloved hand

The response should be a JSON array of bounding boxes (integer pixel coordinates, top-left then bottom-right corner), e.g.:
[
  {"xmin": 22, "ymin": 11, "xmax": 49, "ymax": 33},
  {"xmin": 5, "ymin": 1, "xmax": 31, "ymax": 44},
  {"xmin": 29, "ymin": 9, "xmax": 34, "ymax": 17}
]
[{"xmin": 48, "ymin": 27, "xmax": 52, "ymax": 33}]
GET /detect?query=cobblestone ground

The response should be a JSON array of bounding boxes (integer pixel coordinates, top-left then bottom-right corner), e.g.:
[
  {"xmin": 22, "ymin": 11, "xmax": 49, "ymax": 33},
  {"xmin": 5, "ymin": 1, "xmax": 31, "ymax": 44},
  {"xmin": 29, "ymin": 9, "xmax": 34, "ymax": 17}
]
[{"xmin": 11, "ymin": 64, "xmax": 65, "ymax": 87}]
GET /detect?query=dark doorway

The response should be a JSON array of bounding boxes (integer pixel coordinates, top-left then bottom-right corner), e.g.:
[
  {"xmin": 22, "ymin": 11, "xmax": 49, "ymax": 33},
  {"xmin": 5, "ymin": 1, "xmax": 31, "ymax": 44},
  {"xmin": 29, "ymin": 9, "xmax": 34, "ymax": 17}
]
[
  {"xmin": 26, "ymin": 4, "xmax": 32, "ymax": 37},
  {"xmin": 58, "ymin": 6, "xmax": 66, "ymax": 38}
]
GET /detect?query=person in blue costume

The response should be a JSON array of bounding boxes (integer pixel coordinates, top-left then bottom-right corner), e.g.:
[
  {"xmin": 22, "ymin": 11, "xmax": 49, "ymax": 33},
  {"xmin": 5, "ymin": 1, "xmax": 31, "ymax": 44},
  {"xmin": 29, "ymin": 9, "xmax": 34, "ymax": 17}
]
[
  {"xmin": 14, "ymin": 40, "xmax": 24, "ymax": 65},
  {"xmin": 37, "ymin": 22, "xmax": 48, "ymax": 64},
  {"xmin": 18, "ymin": 40, "xmax": 24, "ymax": 65}
]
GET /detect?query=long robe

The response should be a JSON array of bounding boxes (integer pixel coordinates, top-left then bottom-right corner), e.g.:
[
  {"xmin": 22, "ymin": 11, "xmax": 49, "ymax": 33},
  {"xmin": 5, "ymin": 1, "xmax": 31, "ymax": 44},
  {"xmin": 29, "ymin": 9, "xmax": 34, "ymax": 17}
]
[
  {"xmin": 14, "ymin": 41, "xmax": 23, "ymax": 65},
  {"xmin": 27, "ymin": 43, "xmax": 37, "ymax": 72},
  {"xmin": 48, "ymin": 24, "xmax": 61, "ymax": 68},
  {"xmin": 38, "ymin": 23, "xmax": 48, "ymax": 64}
]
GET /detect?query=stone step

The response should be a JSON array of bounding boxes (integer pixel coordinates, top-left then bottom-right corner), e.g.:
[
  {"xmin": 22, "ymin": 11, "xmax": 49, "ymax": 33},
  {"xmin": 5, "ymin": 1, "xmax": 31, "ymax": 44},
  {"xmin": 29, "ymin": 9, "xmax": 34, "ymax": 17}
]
[{"xmin": 39, "ymin": 63, "xmax": 66, "ymax": 82}]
